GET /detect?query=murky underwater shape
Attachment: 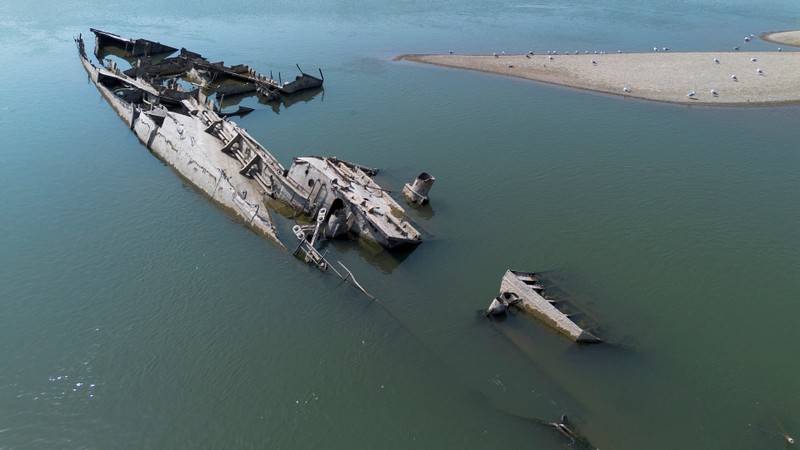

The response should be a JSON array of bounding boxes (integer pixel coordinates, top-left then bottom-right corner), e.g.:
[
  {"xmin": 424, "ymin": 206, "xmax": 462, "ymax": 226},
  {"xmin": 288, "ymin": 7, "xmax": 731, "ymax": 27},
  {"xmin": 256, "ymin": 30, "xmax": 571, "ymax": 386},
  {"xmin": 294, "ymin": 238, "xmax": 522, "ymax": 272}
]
[{"xmin": 1, "ymin": 0, "xmax": 799, "ymax": 448}]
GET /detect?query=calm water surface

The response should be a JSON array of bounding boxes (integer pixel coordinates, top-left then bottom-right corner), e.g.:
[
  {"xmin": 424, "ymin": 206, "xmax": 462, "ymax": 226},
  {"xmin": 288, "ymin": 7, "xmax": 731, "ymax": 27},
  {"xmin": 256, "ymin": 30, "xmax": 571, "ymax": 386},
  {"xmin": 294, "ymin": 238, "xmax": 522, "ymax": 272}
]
[{"xmin": 1, "ymin": 1, "xmax": 799, "ymax": 448}]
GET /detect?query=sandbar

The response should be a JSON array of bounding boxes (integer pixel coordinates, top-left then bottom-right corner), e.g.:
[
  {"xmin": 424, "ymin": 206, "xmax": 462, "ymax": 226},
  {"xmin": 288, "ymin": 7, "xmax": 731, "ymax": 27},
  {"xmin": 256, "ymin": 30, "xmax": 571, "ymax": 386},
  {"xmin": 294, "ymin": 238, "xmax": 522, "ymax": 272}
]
[
  {"xmin": 397, "ymin": 50, "xmax": 800, "ymax": 106},
  {"xmin": 761, "ymin": 31, "xmax": 800, "ymax": 47}
]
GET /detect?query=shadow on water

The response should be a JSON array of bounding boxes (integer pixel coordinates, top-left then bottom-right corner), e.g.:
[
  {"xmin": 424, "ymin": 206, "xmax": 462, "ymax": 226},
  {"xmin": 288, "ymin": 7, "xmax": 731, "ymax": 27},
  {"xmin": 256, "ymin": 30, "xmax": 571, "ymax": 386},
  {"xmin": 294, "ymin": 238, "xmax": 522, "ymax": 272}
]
[
  {"xmin": 328, "ymin": 237, "xmax": 419, "ymax": 275},
  {"xmin": 481, "ymin": 319, "xmax": 617, "ymax": 448},
  {"xmin": 216, "ymin": 91, "xmax": 258, "ymax": 109},
  {"xmin": 531, "ymin": 270, "xmax": 639, "ymax": 350},
  {"xmin": 406, "ymin": 201, "xmax": 436, "ymax": 220},
  {"xmin": 94, "ymin": 44, "xmax": 176, "ymax": 66},
  {"xmin": 506, "ymin": 412, "xmax": 598, "ymax": 450},
  {"xmin": 472, "ymin": 269, "xmax": 652, "ymax": 449},
  {"xmin": 213, "ymin": 86, "xmax": 324, "ymax": 115},
  {"xmin": 259, "ymin": 86, "xmax": 324, "ymax": 114},
  {"xmin": 465, "ymin": 381, "xmax": 597, "ymax": 449}
]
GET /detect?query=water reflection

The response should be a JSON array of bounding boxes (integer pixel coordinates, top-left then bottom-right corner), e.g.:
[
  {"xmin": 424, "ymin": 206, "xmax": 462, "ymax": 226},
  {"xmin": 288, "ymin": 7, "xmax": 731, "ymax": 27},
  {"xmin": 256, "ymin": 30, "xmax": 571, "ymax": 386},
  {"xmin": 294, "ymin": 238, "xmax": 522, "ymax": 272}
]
[
  {"xmin": 258, "ymin": 86, "xmax": 324, "ymax": 114},
  {"xmin": 216, "ymin": 91, "xmax": 258, "ymax": 109},
  {"xmin": 94, "ymin": 45, "xmax": 175, "ymax": 66},
  {"xmin": 407, "ymin": 201, "xmax": 436, "ymax": 220},
  {"xmin": 327, "ymin": 237, "xmax": 418, "ymax": 275}
]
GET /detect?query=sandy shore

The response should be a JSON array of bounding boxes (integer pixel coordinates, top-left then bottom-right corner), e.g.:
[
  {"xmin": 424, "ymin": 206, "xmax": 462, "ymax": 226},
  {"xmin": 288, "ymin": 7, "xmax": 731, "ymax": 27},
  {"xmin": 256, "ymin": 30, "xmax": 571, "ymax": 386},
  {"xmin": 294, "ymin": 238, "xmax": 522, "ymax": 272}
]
[
  {"xmin": 397, "ymin": 51, "xmax": 800, "ymax": 106},
  {"xmin": 762, "ymin": 31, "xmax": 800, "ymax": 47}
]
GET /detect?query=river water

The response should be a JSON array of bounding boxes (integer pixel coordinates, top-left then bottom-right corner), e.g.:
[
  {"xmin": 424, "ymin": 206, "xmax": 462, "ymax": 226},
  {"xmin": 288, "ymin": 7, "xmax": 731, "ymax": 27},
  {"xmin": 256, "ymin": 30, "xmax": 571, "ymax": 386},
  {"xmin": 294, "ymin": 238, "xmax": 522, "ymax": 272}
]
[{"xmin": 1, "ymin": 1, "xmax": 799, "ymax": 448}]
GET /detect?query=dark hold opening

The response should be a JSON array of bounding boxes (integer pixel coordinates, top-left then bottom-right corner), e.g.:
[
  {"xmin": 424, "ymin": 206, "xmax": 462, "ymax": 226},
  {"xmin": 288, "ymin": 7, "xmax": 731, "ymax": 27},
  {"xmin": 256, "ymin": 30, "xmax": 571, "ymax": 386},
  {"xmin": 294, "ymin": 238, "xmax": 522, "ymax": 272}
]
[
  {"xmin": 325, "ymin": 198, "xmax": 345, "ymax": 222},
  {"xmin": 417, "ymin": 172, "xmax": 431, "ymax": 181},
  {"xmin": 150, "ymin": 114, "xmax": 165, "ymax": 128}
]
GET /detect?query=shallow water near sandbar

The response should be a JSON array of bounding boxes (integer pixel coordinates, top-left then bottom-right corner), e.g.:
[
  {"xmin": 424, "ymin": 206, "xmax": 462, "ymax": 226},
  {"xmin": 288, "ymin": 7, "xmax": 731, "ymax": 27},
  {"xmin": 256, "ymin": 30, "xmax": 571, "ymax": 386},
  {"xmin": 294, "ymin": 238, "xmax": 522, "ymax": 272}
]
[{"xmin": 1, "ymin": 1, "xmax": 799, "ymax": 448}]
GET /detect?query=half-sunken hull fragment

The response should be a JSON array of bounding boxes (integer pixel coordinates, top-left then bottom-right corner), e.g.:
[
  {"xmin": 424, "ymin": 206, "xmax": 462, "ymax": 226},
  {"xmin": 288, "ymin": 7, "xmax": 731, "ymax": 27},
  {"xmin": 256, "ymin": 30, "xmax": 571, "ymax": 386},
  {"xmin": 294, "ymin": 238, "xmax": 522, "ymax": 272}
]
[
  {"xmin": 91, "ymin": 28, "xmax": 178, "ymax": 57},
  {"xmin": 496, "ymin": 270, "xmax": 602, "ymax": 343}
]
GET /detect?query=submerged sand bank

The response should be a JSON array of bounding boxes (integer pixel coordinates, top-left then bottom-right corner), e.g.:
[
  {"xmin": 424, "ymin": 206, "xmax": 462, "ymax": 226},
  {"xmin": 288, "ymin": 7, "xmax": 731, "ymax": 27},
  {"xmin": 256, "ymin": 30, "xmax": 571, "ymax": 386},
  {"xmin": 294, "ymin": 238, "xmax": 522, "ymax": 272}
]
[
  {"xmin": 398, "ymin": 51, "xmax": 800, "ymax": 106},
  {"xmin": 761, "ymin": 31, "xmax": 800, "ymax": 47}
]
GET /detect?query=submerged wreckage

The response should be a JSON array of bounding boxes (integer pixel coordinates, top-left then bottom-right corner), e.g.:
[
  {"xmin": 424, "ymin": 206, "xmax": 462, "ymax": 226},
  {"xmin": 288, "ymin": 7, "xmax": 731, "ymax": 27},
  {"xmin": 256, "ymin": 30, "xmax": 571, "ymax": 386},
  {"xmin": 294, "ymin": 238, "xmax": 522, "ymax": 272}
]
[
  {"xmin": 76, "ymin": 29, "xmax": 431, "ymax": 268},
  {"xmin": 90, "ymin": 28, "xmax": 324, "ymax": 101},
  {"xmin": 486, "ymin": 270, "xmax": 602, "ymax": 343}
]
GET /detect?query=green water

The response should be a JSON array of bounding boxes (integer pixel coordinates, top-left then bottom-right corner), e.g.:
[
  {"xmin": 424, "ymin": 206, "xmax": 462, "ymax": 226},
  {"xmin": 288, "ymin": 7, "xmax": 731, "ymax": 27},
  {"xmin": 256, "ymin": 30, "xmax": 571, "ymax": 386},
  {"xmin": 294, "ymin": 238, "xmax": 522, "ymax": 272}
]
[{"xmin": 2, "ymin": 1, "xmax": 799, "ymax": 448}]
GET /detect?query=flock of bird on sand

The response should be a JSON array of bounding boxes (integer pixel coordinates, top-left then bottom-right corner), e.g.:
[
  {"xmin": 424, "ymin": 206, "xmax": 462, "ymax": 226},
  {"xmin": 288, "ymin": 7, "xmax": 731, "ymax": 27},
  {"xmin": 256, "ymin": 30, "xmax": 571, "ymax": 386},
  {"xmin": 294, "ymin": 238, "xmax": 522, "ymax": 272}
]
[
  {"xmin": 683, "ymin": 34, "xmax": 773, "ymax": 100},
  {"xmin": 455, "ymin": 33, "xmax": 783, "ymax": 101}
]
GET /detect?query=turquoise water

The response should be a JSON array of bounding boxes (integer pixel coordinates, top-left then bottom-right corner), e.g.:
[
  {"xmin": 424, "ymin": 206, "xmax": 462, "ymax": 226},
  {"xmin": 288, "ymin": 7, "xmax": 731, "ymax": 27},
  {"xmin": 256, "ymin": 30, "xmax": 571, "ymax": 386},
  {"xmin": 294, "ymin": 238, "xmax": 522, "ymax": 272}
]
[{"xmin": 2, "ymin": 1, "xmax": 799, "ymax": 448}]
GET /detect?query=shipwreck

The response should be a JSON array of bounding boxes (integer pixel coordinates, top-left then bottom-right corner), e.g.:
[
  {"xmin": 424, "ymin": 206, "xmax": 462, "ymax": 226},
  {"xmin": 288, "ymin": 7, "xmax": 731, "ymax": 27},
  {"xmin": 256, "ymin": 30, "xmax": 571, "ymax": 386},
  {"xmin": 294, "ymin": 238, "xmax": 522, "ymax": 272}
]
[
  {"xmin": 486, "ymin": 270, "xmax": 602, "ymax": 343},
  {"xmin": 75, "ymin": 29, "xmax": 424, "ymax": 268}
]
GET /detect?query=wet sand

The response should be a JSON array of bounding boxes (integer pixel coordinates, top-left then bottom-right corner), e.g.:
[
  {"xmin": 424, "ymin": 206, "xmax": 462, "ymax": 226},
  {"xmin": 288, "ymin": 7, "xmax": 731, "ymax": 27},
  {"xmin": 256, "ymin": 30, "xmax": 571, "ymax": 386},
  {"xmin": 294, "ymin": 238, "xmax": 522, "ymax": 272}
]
[{"xmin": 397, "ymin": 51, "xmax": 800, "ymax": 106}]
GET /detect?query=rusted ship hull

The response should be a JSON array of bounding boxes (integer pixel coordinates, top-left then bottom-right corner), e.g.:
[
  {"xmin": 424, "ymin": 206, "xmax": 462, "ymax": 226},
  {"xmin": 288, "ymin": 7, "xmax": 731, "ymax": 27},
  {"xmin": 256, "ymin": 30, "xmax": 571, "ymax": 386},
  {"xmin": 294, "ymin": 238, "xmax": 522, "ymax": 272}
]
[
  {"xmin": 76, "ymin": 30, "xmax": 421, "ymax": 252},
  {"xmin": 76, "ymin": 37, "xmax": 283, "ymax": 247}
]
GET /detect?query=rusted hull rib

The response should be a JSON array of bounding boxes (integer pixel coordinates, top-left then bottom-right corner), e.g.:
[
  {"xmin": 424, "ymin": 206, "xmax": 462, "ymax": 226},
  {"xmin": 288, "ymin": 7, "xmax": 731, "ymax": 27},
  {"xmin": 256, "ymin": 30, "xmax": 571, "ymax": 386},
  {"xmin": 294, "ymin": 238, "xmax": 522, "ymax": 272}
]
[{"xmin": 496, "ymin": 270, "xmax": 602, "ymax": 343}]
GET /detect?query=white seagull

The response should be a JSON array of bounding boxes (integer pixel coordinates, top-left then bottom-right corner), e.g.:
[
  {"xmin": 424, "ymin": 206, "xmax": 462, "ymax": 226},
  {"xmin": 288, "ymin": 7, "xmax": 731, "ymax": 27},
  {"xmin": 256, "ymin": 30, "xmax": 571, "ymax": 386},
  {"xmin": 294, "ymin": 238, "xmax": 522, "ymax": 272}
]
[
  {"xmin": 731, "ymin": 74, "xmax": 738, "ymax": 81},
  {"xmin": 744, "ymin": 36, "xmax": 750, "ymax": 42},
  {"xmin": 757, "ymin": 68, "xmax": 763, "ymax": 74},
  {"xmin": 687, "ymin": 90, "xmax": 696, "ymax": 98},
  {"xmin": 548, "ymin": 55, "xmax": 554, "ymax": 60},
  {"xmin": 714, "ymin": 58, "xmax": 720, "ymax": 63},
  {"xmin": 591, "ymin": 59, "xmax": 597, "ymax": 65},
  {"xmin": 751, "ymin": 57, "xmax": 757, "ymax": 62},
  {"xmin": 623, "ymin": 86, "xmax": 631, "ymax": 93},
  {"xmin": 711, "ymin": 89, "xmax": 718, "ymax": 96}
]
